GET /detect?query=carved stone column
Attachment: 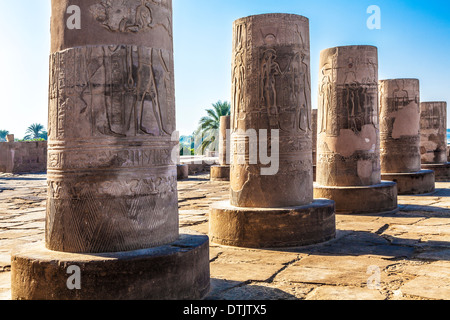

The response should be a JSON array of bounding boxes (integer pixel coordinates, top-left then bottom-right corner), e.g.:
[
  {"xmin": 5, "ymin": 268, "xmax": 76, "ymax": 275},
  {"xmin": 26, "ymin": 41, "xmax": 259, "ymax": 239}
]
[
  {"xmin": 314, "ymin": 45, "xmax": 398, "ymax": 214},
  {"xmin": 379, "ymin": 79, "xmax": 435, "ymax": 194},
  {"xmin": 312, "ymin": 109, "xmax": 317, "ymax": 181},
  {"xmin": 11, "ymin": 0, "xmax": 210, "ymax": 300},
  {"xmin": 210, "ymin": 115, "xmax": 231, "ymax": 181},
  {"xmin": 209, "ymin": 14, "xmax": 335, "ymax": 248},
  {"xmin": 420, "ymin": 101, "xmax": 450, "ymax": 181}
]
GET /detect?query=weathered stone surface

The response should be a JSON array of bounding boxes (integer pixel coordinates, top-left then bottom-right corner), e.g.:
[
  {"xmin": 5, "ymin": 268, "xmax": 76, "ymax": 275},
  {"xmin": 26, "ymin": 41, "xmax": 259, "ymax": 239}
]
[
  {"xmin": 210, "ymin": 165, "xmax": 230, "ymax": 181},
  {"xmin": 316, "ymin": 45, "xmax": 380, "ymax": 187},
  {"xmin": 381, "ymin": 170, "xmax": 435, "ymax": 195},
  {"xmin": 219, "ymin": 116, "xmax": 230, "ymax": 166},
  {"xmin": 314, "ymin": 181, "xmax": 398, "ymax": 214},
  {"xmin": 6, "ymin": 135, "xmax": 14, "ymax": 143},
  {"xmin": 314, "ymin": 46, "xmax": 398, "ymax": 214},
  {"xmin": 379, "ymin": 79, "xmax": 421, "ymax": 173},
  {"xmin": 210, "ymin": 200, "xmax": 336, "ymax": 248},
  {"xmin": 420, "ymin": 101, "xmax": 447, "ymax": 164},
  {"xmin": 305, "ymin": 285, "xmax": 385, "ymax": 300},
  {"xmin": 177, "ymin": 164, "xmax": 189, "ymax": 180},
  {"xmin": 211, "ymin": 116, "xmax": 231, "ymax": 182},
  {"xmin": 11, "ymin": 235, "xmax": 210, "ymax": 300},
  {"xmin": 421, "ymin": 163, "xmax": 450, "ymax": 182},
  {"xmin": 3, "ymin": 173, "xmax": 450, "ymax": 300},
  {"xmin": 47, "ymin": 0, "xmax": 179, "ymax": 253},
  {"xmin": 0, "ymin": 142, "xmax": 47, "ymax": 174},
  {"xmin": 11, "ymin": 0, "xmax": 210, "ymax": 301},
  {"xmin": 230, "ymin": 13, "xmax": 313, "ymax": 208},
  {"xmin": 401, "ymin": 276, "xmax": 450, "ymax": 300}
]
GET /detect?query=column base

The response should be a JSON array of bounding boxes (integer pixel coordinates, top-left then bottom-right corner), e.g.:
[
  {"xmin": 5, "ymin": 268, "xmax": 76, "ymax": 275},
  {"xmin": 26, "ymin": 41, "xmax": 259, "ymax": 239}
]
[
  {"xmin": 209, "ymin": 199, "xmax": 336, "ymax": 248},
  {"xmin": 381, "ymin": 170, "xmax": 435, "ymax": 195},
  {"xmin": 11, "ymin": 234, "xmax": 210, "ymax": 300},
  {"xmin": 177, "ymin": 164, "xmax": 189, "ymax": 180},
  {"xmin": 314, "ymin": 181, "xmax": 398, "ymax": 215},
  {"xmin": 421, "ymin": 163, "xmax": 450, "ymax": 182},
  {"xmin": 210, "ymin": 165, "xmax": 230, "ymax": 181}
]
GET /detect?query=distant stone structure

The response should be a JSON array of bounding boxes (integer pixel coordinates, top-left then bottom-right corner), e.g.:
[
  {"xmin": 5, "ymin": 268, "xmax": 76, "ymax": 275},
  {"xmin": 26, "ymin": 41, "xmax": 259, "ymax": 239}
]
[
  {"xmin": 210, "ymin": 116, "xmax": 231, "ymax": 181},
  {"xmin": 314, "ymin": 45, "xmax": 399, "ymax": 214},
  {"xmin": 210, "ymin": 14, "xmax": 336, "ymax": 248},
  {"xmin": 0, "ymin": 141, "xmax": 47, "ymax": 174},
  {"xmin": 11, "ymin": 0, "xmax": 209, "ymax": 300},
  {"xmin": 6, "ymin": 134, "xmax": 14, "ymax": 143},
  {"xmin": 420, "ymin": 101, "xmax": 450, "ymax": 181},
  {"xmin": 379, "ymin": 79, "xmax": 435, "ymax": 194}
]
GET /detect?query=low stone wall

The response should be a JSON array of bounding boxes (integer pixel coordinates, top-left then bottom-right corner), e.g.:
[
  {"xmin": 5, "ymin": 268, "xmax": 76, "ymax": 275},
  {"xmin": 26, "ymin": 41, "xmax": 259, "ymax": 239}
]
[{"xmin": 0, "ymin": 141, "xmax": 47, "ymax": 173}]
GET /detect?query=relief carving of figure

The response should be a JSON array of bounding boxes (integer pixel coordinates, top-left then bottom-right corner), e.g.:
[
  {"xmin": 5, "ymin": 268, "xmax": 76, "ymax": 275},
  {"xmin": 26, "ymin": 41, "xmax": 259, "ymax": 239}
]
[{"xmin": 261, "ymin": 49, "xmax": 282, "ymax": 128}]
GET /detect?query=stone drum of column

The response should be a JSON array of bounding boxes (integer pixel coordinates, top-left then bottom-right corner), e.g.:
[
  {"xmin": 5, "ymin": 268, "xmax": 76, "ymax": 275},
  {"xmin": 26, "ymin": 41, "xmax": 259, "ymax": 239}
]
[
  {"xmin": 210, "ymin": 14, "xmax": 335, "ymax": 249},
  {"xmin": 219, "ymin": 116, "xmax": 231, "ymax": 166},
  {"xmin": 378, "ymin": 79, "xmax": 435, "ymax": 195},
  {"xmin": 210, "ymin": 115, "xmax": 231, "ymax": 181},
  {"xmin": 420, "ymin": 102, "xmax": 448, "ymax": 164},
  {"xmin": 230, "ymin": 13, "xmax": 313, "ymax": 208},
  {"xmin": 312, "ymin": 109, "xmax": 317, "ymax": 180},
  {"xmin": 420, "ymin": 101, "xmax": 450, "ymax": 182},
  {"xmin": 46, "ymin": 0, "xmax": 179, "ymax": 254},
  {"xmin": 11, "ymin": 0, "xmax": 210, "ymax": 300},
  {"xmin": 314, "ymin": 45, "xmax": 398, "ymax": 214},
  {"xmin": 379, "ymin": 79, "xmax": 421, "ymax": 173},
  {"xmin": 316, "ymin": 45, "xmax": 380, "ymax": 187}
]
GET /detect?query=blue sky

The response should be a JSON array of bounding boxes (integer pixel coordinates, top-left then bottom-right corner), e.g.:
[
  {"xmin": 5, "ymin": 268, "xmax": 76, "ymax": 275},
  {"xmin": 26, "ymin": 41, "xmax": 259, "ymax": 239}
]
[{"xmin": 0, "ymin": 0, "xmax": 449, "ymax": 137}]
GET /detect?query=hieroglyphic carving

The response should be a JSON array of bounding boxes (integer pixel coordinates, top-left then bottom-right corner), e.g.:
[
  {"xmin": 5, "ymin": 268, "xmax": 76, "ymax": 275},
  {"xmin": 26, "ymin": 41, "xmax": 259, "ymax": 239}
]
[
  {"xmin": 49, "ymin": 45, "xmax": 174, "ymax": 139},
  {"xmin": 89, "ymin": 0, "xmax": 173, "ymax": 38}
]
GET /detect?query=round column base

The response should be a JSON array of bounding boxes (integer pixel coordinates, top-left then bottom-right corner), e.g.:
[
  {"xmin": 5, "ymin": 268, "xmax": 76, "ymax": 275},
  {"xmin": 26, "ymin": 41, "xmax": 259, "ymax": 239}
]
[
  {"xmin": 314, "ymin": 181, "xmax": 398, "ymax": 215},
  {"xmin": 210, "ymin": 165, "xmax": 230, "ymax": 181},
  {"xmin": 381, "ymin": 170, "xmax": 435, "ymax": 195},
  {"xmin": 421, "ymin": 163, "xmax": 450, "ymax": 182},
  {"xmin": 177, "ymin": 164, "xmax": 189, "ymax": 180},
  {"xmin": 11, "ymin": 234, "xmax": 210, "ymax": 300},
  {"xmin": 209, "ymin": 199, "xmax": 336, "ymax": 248}
]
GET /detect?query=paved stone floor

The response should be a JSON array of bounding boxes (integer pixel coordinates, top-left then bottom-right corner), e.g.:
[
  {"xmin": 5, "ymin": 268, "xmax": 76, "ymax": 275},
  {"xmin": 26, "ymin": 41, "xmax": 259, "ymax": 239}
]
[{"xmin": 1, "ymin": 172, "xmax": 450, "ymax": 300}]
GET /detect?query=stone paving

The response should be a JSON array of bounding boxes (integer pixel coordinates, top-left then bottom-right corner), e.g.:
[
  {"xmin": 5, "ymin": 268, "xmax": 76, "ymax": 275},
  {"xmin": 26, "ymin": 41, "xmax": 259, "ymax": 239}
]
[{"xmin": 1, "ymin": 172, "xmax": 450, "ymax": 300}]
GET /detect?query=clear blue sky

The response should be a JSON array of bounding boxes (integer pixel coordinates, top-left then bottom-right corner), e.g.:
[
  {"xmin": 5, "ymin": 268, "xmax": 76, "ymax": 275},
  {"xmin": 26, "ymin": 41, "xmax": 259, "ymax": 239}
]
[{"xmin": 0, "ymin": 0, "xmax": 449, "ymax": 138}]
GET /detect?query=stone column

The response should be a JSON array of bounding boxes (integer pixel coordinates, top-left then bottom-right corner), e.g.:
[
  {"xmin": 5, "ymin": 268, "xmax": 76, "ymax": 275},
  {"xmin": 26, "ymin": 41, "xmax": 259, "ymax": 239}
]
[
  {"xmin": 314, "ymin": 45, "xmax": 398, "ymax": 214},
  {"xmin": 420, "ymin": 101, "xmax": 450, "ymax": 181},
  {"xmin": 379, "ymin": 79, "xmax": 435, "ymax": 194},
  {"xmin": 210, "ymin": 116, "xmax": 231, "ymax": 181},
  {"xmin": 11, "ymin": 0, "xmax": 209, "ymax": 300},
  {"xmin": 6, "ymin": 134, "xmax": 14, "ymax": 143},
  {"xmin": 210, "ymin": 14, "xmax": 335, "ymax": 248},
  {"xmin": 312, "ymin": 109, "xmax": 317, "ymax": 181}
]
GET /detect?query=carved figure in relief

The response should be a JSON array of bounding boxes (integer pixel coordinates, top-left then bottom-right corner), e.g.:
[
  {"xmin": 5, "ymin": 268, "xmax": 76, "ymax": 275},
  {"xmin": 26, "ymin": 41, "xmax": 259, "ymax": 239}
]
[
  {"xmin": 261, "ymin": 49, "xmax": 282, "ymax": 128},
  {"xmin": 319, "ymin": 65, "xmax": 332, "ymax": 134},
  {"xmin": 232, "ymin": 24, "xmax": 246, "ymax": 131},
  {"xmin": 392, "ymin": 79, "xmax": 409, "ymax": 111},
  {"xmin": 134, "ymin": 47, "xmax": 170, "ymax": 136},
  {"xmin": 292, "ymin": 52, "xmax": 311, "ymax": 132},
  {"xmin": 90, "ymin": 0, "xmax": 172, "ymax": 38}
]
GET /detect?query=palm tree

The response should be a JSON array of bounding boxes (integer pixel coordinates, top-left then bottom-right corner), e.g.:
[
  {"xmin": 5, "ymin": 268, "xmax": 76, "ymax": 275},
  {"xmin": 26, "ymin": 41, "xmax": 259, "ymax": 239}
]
[
  {"xmin": 0, "ymin": 130, "xmax": 9, "ymax": 142},
  {"xmin": 23, "ymin": 123, "xmax": 47, "ymax": 141},
  {"xmin": 196, "ymin": 101, "xmax": 231, "ymax": 154}
]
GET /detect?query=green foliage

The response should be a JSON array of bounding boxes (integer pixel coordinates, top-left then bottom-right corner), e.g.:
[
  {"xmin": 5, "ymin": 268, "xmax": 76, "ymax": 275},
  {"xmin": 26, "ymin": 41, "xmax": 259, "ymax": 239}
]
[
  {"xmin": 0, "ymin": 130, "xmax": 9, "ymax": 142},
  {"xmin": 23, "ymin": 123, "xmax": 47, "ymax": 141},
  {"xmin": 196, "ymin": 101, "xmax": 231, "ymax": 154}
]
